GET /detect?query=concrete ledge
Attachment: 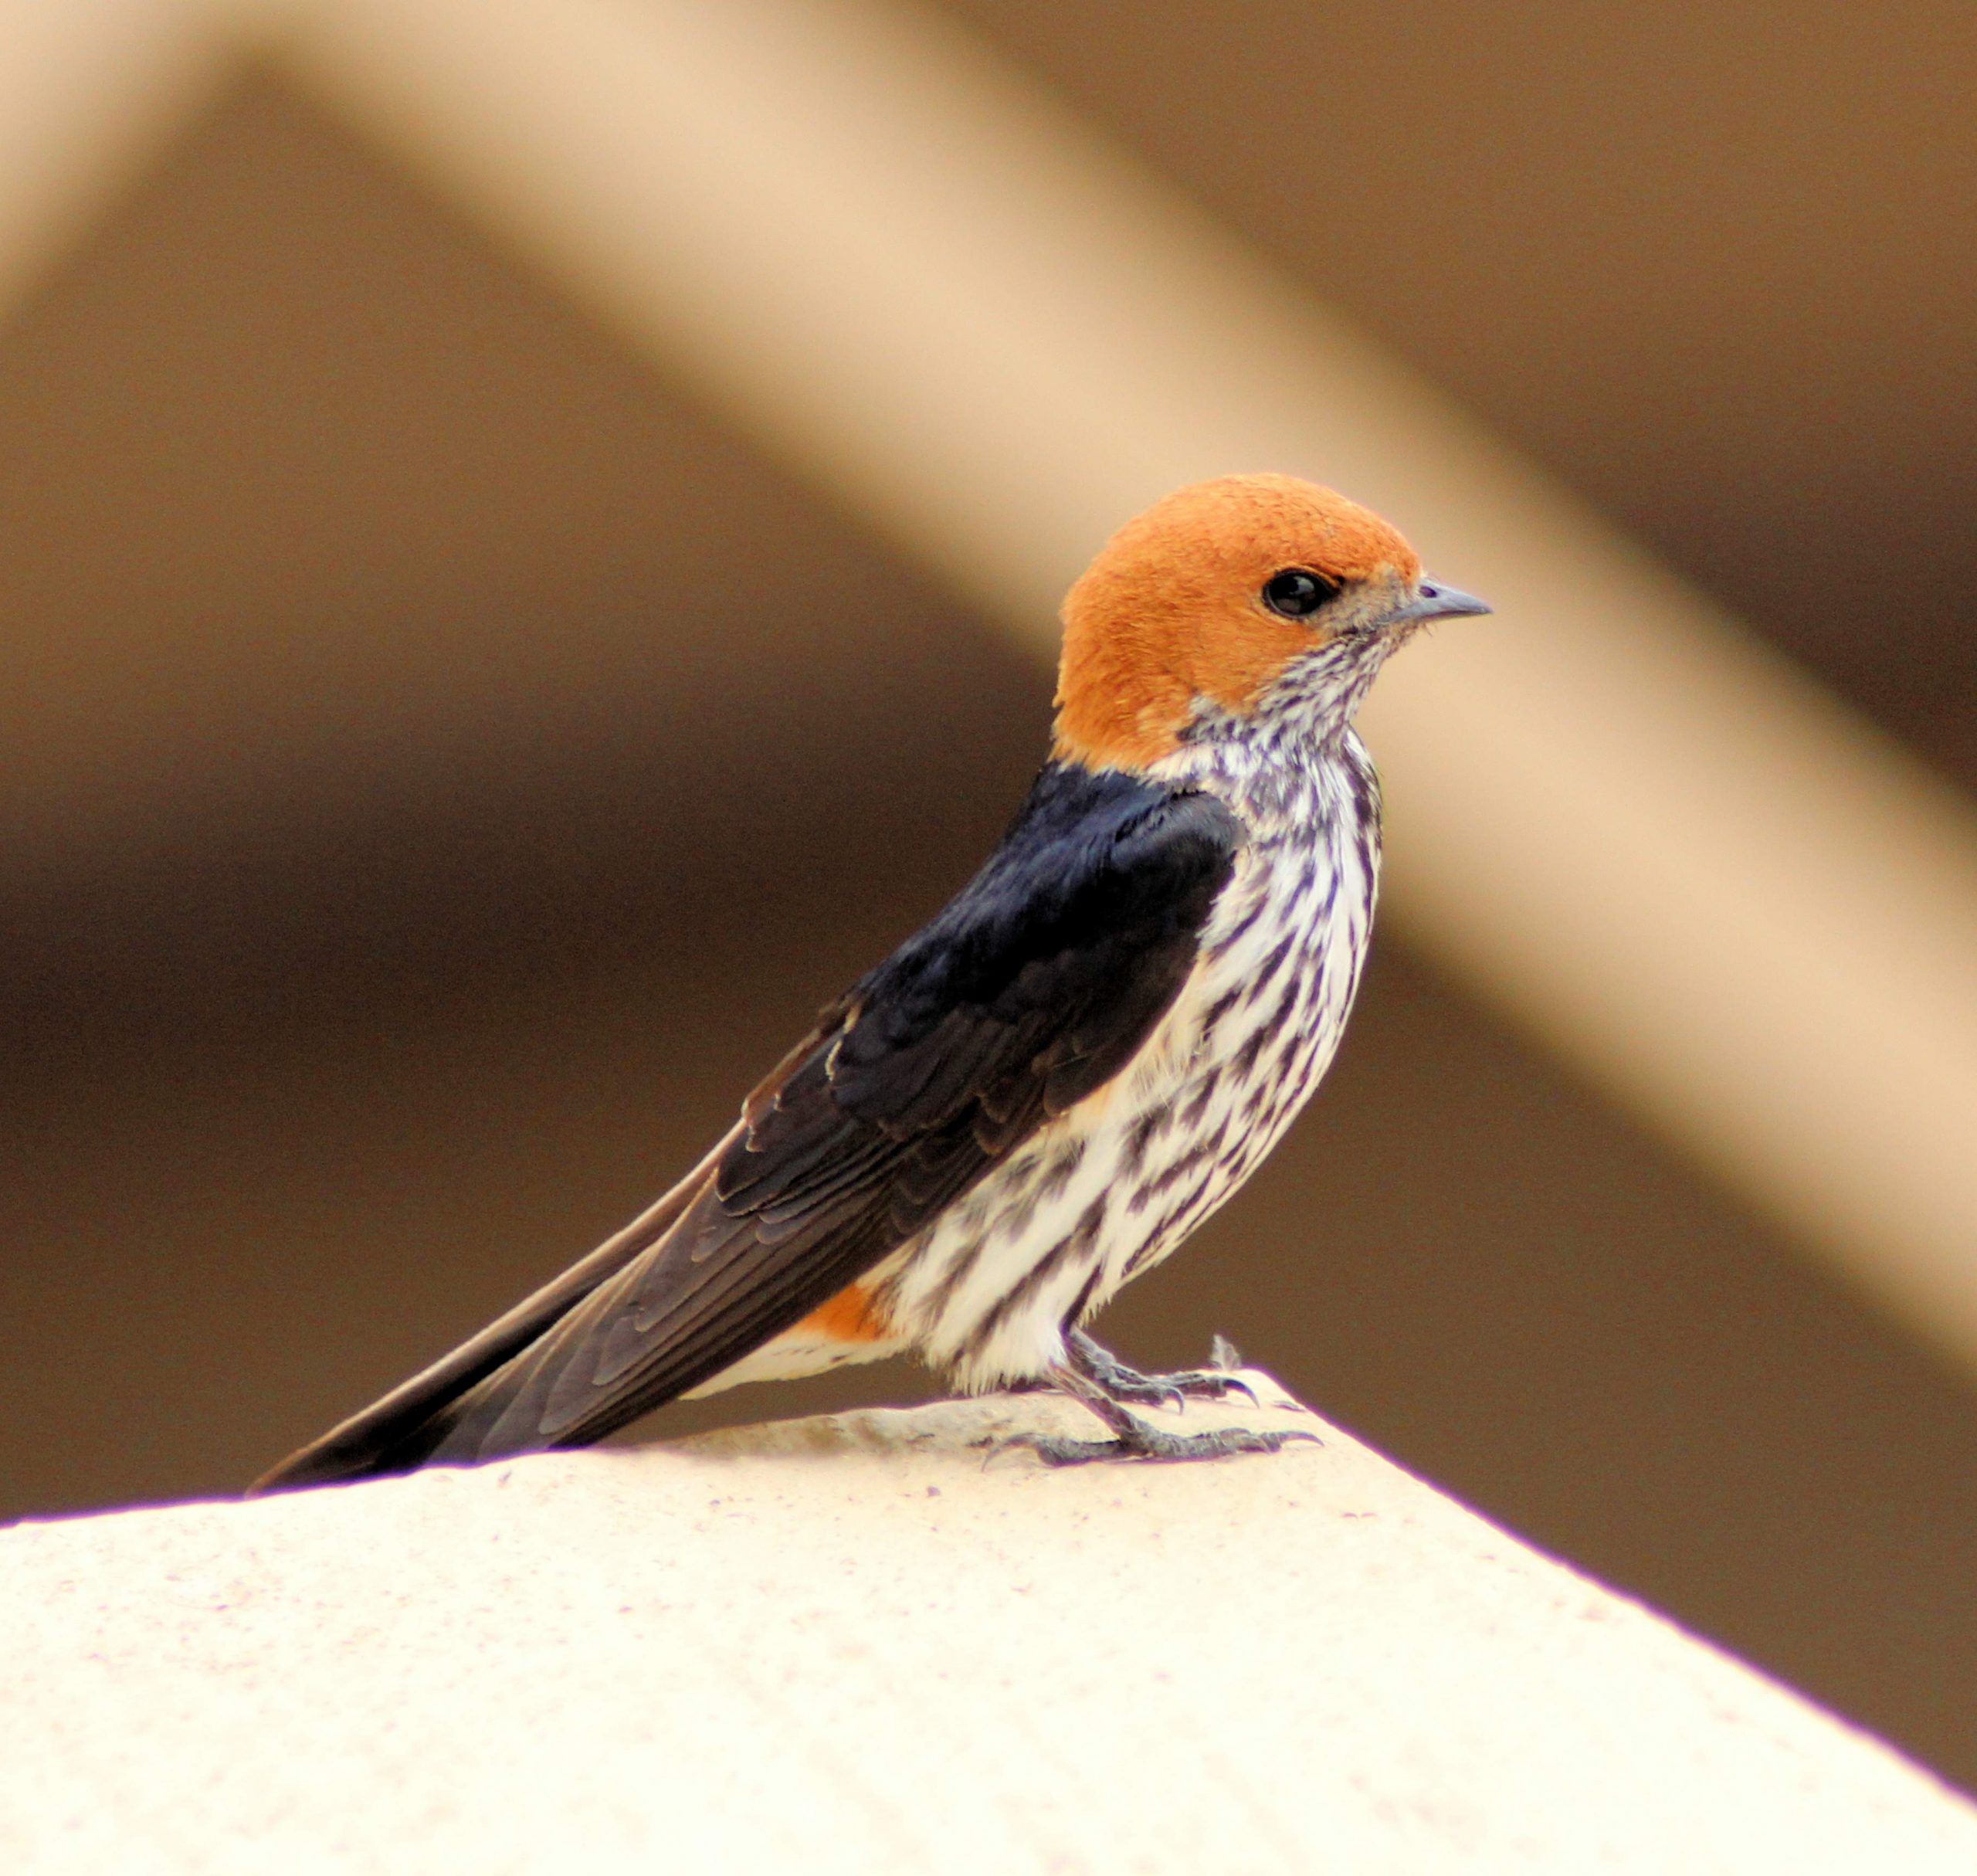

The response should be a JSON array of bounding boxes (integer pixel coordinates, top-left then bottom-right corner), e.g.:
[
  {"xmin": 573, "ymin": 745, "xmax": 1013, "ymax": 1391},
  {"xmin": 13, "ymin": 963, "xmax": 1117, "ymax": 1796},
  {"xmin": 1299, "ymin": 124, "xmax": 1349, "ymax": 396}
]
[{"xmin": 5, "ymin": 1375, "xmax": 1974, "ymax": 1871}]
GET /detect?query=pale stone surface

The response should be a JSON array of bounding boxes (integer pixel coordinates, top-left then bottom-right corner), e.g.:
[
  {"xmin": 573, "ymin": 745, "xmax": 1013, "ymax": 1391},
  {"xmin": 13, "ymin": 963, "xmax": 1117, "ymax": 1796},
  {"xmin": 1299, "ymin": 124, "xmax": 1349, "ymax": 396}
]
[{"xmin": 5, "ymin": 1374, "xmax": 1974, "ymax": 1872}]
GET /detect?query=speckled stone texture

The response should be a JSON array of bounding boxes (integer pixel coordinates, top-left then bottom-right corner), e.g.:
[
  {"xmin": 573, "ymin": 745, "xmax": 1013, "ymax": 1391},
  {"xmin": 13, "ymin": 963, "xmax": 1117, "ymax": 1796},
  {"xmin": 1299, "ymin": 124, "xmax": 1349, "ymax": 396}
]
[{"xmin": 5, "ymin": 1374, "xmax": 1975, "ymax": 1872}]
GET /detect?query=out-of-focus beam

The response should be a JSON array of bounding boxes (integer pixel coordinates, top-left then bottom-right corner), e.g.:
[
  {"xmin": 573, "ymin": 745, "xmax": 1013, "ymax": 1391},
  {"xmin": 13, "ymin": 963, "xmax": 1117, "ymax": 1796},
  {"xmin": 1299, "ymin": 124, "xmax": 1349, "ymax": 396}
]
[
  {"xmin": 0, "ymin": 1, "xmax": 239, "ymax": 318},
  {"xmin": 254, "ymin": 0, "xmax": 1977, "ymax": 1365}
]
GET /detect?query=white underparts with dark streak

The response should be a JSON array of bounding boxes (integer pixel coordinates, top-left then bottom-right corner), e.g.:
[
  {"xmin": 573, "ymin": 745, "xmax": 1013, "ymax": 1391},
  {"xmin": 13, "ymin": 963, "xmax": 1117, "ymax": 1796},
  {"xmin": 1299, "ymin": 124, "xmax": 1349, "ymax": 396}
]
[{"xmin": 690, "ymin": 635, "xmax": 1392, "ymax": 1399}]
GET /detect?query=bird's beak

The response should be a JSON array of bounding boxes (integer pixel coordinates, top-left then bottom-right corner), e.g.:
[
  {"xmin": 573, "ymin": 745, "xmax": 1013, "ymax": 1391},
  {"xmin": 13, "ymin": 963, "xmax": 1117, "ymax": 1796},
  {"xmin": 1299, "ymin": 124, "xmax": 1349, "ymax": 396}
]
[{"xmin": 1388, "ymin": 578, "xmax": 1492, "ymax": 627}]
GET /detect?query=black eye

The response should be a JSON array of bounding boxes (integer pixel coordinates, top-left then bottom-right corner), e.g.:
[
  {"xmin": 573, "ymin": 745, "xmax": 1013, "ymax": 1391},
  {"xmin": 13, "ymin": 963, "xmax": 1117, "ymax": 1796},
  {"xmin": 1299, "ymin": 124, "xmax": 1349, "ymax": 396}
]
[{"xmin": 1260, "ymin": 568, "xmax": 1341, "ymax": 619}]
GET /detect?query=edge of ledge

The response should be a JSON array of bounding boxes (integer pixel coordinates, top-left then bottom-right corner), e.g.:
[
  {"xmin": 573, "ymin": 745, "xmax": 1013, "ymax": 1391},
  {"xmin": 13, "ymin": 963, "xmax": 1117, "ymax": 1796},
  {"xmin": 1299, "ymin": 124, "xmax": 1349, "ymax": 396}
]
[{"xmin": 5, "ymin": 1373, "xmax": 1974, "ymax": 1872}]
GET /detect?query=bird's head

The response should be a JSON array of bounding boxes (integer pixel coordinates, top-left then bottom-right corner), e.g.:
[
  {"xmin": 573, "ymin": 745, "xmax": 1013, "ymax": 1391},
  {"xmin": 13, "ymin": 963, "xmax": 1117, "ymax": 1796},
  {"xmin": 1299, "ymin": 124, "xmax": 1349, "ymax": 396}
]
[{"xmin": 1051, "ymin": 473, "xmax": 1487, "ymax": 770}]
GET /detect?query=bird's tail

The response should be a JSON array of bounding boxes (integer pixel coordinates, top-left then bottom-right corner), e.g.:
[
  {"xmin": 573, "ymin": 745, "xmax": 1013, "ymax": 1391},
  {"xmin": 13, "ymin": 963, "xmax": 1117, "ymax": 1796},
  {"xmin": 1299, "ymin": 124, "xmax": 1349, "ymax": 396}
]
[{"xmin": 249, "ymin": 1132, "xmax": 734, "ymax": 1493}]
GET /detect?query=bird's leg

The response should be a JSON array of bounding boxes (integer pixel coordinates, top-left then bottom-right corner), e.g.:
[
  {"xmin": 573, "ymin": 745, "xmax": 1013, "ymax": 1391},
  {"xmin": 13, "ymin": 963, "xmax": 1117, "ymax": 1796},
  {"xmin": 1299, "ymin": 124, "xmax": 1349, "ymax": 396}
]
[
  {"xmin": 1005, "ymin": 1354, "xmax": 1319, "ymax": 1468},
  {"xmin": 1060, "ymin": 1326, "xmax": 1257, "ymax": 1412}
]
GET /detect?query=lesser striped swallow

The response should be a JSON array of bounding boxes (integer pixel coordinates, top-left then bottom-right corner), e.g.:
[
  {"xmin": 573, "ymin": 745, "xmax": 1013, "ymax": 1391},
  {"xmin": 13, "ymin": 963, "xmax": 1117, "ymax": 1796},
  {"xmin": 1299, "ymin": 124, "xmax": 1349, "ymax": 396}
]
[{"xmin": 256, "ymin": 473, "xmax": 1486, "ymax": 1486}]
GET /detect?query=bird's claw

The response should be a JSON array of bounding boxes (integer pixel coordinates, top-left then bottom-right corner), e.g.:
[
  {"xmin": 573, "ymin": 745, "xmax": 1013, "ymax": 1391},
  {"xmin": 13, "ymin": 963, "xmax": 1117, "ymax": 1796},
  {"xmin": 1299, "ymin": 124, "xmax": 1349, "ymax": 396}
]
[
  {"xmin": 1063, "ymin": 1328, "xmax": 1258, "ymax": 1413},
  {"xmin": 1078, "ymin": 1373, "xmax": 1188, "ymax": 1413},
  {"xmin": 1117, "ymin": 1368, "xmax": 1260, "ymax": 1409},
  {"xmin": 1009, "ymin": 1416, "xmax": 1321, "ymax": 1469},
  {"xmin": 1177, "ymin": 1369, "xmax": 1260, "ymax": 1406}
]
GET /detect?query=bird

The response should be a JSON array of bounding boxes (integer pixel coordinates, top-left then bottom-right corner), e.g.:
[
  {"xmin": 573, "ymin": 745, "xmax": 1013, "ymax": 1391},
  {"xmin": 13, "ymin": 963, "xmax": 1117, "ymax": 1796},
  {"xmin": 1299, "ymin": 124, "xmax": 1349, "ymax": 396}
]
[{"xmin": 255, "ymin": 473, "xmax": 1487, "ymax": 1491}]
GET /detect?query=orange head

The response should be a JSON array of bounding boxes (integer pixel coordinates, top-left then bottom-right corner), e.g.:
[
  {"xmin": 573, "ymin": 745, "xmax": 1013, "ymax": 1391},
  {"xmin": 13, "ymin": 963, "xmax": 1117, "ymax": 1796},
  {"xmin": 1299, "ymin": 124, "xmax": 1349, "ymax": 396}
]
[{"xmin": 1051, "ymin": 473, "xmax": 1487, "ymax": 770}]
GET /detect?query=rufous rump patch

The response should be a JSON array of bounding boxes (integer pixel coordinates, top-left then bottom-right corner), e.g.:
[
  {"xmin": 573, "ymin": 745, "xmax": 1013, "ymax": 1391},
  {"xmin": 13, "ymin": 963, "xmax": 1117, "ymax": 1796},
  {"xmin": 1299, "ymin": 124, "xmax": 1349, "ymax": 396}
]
[
  {"xmin": 796, "ymin": 1281, "xmax": 892, "ymax": 1344},
  {"xmin": 1052, "ymin": 473, "xmax": 1420, "ymax": 770}
]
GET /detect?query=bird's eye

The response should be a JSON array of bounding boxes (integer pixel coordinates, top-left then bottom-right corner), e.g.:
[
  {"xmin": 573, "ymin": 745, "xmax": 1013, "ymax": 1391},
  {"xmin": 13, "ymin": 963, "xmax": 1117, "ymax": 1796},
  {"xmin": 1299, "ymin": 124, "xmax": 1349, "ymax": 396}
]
[{"xmin": 1260, "ymin": 568, "xmax": 1341, "ymax": 619}]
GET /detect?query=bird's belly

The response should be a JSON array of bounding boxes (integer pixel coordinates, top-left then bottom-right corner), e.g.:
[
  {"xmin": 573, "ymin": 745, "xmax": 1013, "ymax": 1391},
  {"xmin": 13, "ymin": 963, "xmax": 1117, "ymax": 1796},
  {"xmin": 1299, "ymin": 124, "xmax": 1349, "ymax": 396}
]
[{"xmin": 879, "ymin": 843, "xmax": 1373, "ymax": 1391}]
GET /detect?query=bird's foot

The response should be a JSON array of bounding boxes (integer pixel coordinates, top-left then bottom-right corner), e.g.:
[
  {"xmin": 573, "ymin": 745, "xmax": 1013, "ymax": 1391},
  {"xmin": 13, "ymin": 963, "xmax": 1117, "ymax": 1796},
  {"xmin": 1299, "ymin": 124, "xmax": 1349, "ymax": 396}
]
[
  {"xmin": 1007, "ymin": 1408, "xmax": 1319, "ymax": 1469},
  {"xmin": 997, "ymin": 1356, "xmax": 1320, "ymax": 1467},
  {"xmin": 1062, "ymin": 1326, "xmax": 1256, "ymax": 1412}
]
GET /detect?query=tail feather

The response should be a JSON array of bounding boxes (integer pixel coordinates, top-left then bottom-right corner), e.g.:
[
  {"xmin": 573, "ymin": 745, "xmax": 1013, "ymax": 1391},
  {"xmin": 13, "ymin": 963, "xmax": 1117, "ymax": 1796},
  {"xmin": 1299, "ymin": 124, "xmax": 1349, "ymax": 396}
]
[{"xmin": 249, "ymin": 1131, "xmax": 737, "ymax": 1493}]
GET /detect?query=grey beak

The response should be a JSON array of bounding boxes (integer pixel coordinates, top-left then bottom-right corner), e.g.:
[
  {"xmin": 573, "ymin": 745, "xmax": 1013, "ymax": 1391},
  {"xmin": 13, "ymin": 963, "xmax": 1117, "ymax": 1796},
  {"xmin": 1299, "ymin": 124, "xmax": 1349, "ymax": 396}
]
[{"xmin": 1392, "ymin": 577, "xmax": 1492, "ymax": 625}]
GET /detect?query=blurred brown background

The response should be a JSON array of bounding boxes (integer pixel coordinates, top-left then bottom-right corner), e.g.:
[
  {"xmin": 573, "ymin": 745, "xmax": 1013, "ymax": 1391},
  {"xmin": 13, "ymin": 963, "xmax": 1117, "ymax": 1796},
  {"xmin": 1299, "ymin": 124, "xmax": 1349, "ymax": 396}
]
[{"xmin": 3, "ymin": 2, "xmax": 1975, "ymax": 1791}]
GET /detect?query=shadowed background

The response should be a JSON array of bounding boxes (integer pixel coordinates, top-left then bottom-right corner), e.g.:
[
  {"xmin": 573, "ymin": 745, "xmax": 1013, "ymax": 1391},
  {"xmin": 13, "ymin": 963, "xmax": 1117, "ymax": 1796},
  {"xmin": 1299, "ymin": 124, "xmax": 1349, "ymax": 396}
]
[{"xmin": 3, "ymin": 3, "xmax": 1975, "ymax": 1790}]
